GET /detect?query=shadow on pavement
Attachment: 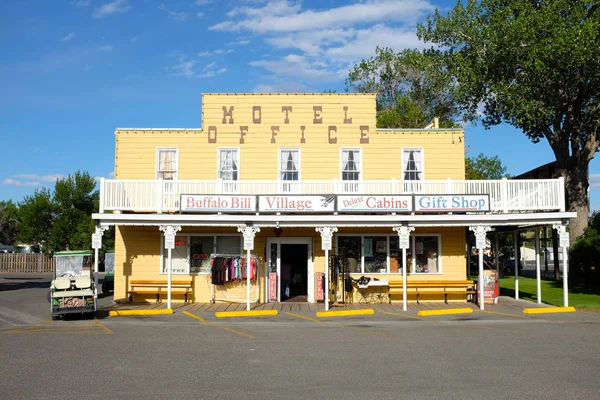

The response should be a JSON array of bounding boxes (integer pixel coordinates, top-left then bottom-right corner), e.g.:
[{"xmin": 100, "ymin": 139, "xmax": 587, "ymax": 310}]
[{"xmin": 0, "ymin": 281, "xmax": 51, "ymax": 291}]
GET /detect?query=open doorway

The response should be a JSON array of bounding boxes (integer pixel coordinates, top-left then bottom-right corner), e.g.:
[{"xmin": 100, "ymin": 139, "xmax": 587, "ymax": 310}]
[{"xmin": 281, "ymin": 244, "xmax": 308, "ymax": 302}]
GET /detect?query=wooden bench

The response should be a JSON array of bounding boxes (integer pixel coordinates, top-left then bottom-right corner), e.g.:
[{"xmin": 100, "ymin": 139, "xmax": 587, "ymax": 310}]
[
  {"xmin": 388, "ymin": 280, "xmax": 476, "ymax": 304},
  {"xmin": 127, "ymin": 280, "xmax": 193, "ymax": 304}
]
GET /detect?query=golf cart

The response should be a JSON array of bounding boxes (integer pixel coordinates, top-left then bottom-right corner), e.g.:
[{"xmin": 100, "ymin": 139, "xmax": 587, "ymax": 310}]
[
  {"xmin": 50, "ymin": 250, "xmax": 96, "ymax": 320},
  {"xmin": 102, "ymin": 252, "xmax": 114, "ymax": 294}
]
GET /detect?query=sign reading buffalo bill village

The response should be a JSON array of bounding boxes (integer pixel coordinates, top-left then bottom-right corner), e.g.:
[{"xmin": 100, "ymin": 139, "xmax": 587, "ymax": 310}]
[
  {"xmin": 180, "ymin": 195, "xmax": 256, "ymax": 212},
  {"xmin": 414, "ymin": 195, "xmax": 490, "ymax": 212},
  {"xmin": 337, "ymin": 195, "xmax": 412, "ymax": 212}
]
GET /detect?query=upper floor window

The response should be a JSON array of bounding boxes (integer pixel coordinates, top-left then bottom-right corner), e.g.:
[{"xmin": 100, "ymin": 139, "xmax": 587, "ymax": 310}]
[
  {"xmin": 157, "ymin": 148, "xmax": 178, "ymax": 180},
  {"xmin": 218, "ymin": 149, "xmax": 239, "ymax": 180},
  {"xmin": 279, "ymin": 149, "xmax": 300, "ymax": 181},
  {"xmin": 402, "ymin": 148, "xmax": 423, "ymax": 181},
  {"xmin": 341, "ymin": 149, "xmax": 361, "ymax": 181}
]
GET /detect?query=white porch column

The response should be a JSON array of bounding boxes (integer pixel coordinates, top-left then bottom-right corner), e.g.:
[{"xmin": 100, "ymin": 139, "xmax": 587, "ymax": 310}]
[
  {"xmin": 393, "ymin": 225, "xmax": 414, "ymax": 312},
  {"xmin": 514, "ymin": 230, "xmax": 519, "ymax": 300},
  {"xmin": 535, "ymin": 228, "xmax": 541, "ymax": 304},
  {"xmin": 91, "ymin": 226, "xmax": 109, "ymax": 303},
  {"xmin": 160, "ymin": 225, "xmax": 181, "ymax": 309},
  {"xmin": 316, "ymin": 226, "xmax": 338, "ymax": 311},
  {"xmin": 238, "ymin": 225, "xmax": 260, "ymax": 311},
  {"xmin": 469, "ymin": 225, "xmax": 492, "ymax": 310},
  {"xmin": 553, "ymin": 223, "xmax": 570, "ymax": 307}
]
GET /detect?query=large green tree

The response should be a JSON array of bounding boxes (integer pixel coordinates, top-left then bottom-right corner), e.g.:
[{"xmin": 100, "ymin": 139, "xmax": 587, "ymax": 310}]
[
  {"xmin": 465, "ymin": 153, "xmax": 510, "ymax": 180},
  {"xmin": 418, "ymin": 0, "xmax": 600, "ymax": 243},
  {"xmin": 17, "ymin": 188, "xmax": 55, "ymax": 248}
]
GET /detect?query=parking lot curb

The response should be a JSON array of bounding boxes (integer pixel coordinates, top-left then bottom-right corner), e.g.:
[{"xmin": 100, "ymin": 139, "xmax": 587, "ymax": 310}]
[
  {"xmin": 108, "ymin": 309, "xmax": 174, "ymax": 317},
  {"xmin": 523, "ymin": 306, "xmax": 576, "ymax": 314},
  {"xmin": 215, "ymin": 310, "xmax": 279, "ymax": 318},
  {"xmin": 316, "ymin": 309, "xmax": 375, "ymax": 318},
  {"xmin": 418, "ymin": 308, "xmax": 473, "ymax": 317}
]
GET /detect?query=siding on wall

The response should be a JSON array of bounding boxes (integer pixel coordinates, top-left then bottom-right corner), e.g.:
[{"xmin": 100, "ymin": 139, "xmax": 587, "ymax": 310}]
[{"xmin": 115, "ymin": 94, "xmax": 465, "ymax": 181}]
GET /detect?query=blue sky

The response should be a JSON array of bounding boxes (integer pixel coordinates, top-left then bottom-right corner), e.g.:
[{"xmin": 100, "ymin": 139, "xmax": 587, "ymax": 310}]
[{"xmin": 1, "ymin": 0, "xmax": 599, "ymax": 209}]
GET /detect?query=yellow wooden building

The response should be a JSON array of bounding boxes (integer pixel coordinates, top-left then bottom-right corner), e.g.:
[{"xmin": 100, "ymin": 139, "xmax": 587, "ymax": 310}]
[{"xmin": 93, "ymin": 93, "xmax": 574, "ymax": 310}]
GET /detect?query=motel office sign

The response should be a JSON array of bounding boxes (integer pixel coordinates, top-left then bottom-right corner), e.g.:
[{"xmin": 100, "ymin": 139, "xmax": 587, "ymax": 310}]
[{"xmin": 180, "ymin": 194, "xmax": 490, "ymax": 213}]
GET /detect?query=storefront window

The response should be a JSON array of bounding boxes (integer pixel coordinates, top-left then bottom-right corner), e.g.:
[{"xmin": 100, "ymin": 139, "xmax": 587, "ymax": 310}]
[
  {"xmin": 162, "ymin": 236, "xmax": 189, "ymax": 274},
  {"xmin": 390, "ymin": 236, "xmax": 414, "ymax": 273},
  {"xmin": 414, "ymin": 236, "xmax": 439, "ymax": 273},
  {"xmin": 217, "ymin": 236, "xmax": 242, "ymax": 255},
  {"xmin": 364, "ymin": 236, "xmax": 388, "ymax": 273},
  {"xmin": 190, "ymin": 236, "xmax": 214, "ymax": 273},
  {"xmin": 337, "ymin": 236, "xmax": 361, "ymax": 273}
]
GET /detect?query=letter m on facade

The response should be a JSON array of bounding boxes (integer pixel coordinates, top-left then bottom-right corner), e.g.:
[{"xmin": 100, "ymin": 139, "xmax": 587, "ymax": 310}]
[{"xmin": 222, "ymin": 106, "xmax": 234, "ymax": 124}]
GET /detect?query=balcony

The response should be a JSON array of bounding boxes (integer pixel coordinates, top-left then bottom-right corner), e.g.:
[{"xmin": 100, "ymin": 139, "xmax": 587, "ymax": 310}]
[{"xmin": 98, "ymin": 178, "xmax": 566, "ymax": 215}]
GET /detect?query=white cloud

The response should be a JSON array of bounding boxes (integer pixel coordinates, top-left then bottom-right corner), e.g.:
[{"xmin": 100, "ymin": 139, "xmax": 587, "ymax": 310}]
[
  {"xmin": 207, "ymin": 0, "xmax": 434, "ymax": 87},
  {"xmin": 253, "ymin": 81, "xmax": 313, "ymax": 93},
  {"xmin": 61, "ymin": 32, "xmax": 76, "ymax": 42},
  {"xmin": 198, "ymin": 51, "xmax": 211, "ymax": 56},
  {"xmin": 216, "ymin": 67, "xmax": 228, "ymax": 74},
  {"xmin": 228, "ymin": 39, "xmax": 250, "ymax": 46},
  {"xmin": 214, "ymin": 49, "xmax": 233, "ymax": 55},
  {"xmin": 3, "ymin": 179, "xmax": 40, "ymax": 187},
  {"xmin": 590, "ymin": 174, "xmax": 600, "ymax": 188},
  {"xmin": 171, "ymin": 56, "xmax": 196, "ymax": 78},
  {"xmin": 73, "ymin": 0, "xmax": 91, "ymax": 7},
  {"xmin": 99, "ymin": 44, "xmax": 113, "ymax": 53},
  {"xmin": 194, "ymin": 0, "xmax": 212, "ymax": 5},
  {"xmin": 211, "ymin": 0, "xmax": 433, "ymax": 33},
  {"xmin": 3, "ymin": 173, "xmax": 66, "ymax": 187},
  {"xmin": 93, "ymin": 0, "xmax": 129, "ymax": 19},
  {"xmin": 129, "ymin": 36, "xmax": 138, "ymax": 43},
  {"xmin": 33, "ymin": 147, "xmax": 43, "ymax": 153},
  {"xmin": 196, "ymin": 12, "xmax": 205, "ymax": 18},
  {"xmin": 159, "ymin": 4, "xmax": 190, "ymax": 22}
]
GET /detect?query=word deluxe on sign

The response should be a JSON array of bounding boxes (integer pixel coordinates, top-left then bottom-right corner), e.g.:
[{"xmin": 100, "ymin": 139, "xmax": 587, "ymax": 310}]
[{"xmin": 207, "ymin": 105, "xmax": 370, "ymax": 144}]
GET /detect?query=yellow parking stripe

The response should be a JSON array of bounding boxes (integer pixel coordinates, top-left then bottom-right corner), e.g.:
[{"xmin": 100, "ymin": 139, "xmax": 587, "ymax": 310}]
[
  {"xmin": 285, "ymin": 312, "xmax": 327, "ymax": 324},
  {"xmin": 183, "ymin": 311, "xmax": 255, "ymax": 339},
  {"xmin": 93, "ymin": 318, "xmax": 114, "ymax": 334}
]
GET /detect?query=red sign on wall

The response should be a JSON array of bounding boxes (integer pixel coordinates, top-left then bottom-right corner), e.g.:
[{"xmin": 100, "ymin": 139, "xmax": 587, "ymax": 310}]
[
  {"xmin": 316, "ymin": 273, "xmax": 324, "ymax": 301},
  {"xmin": 269, "ymin": 272, "xmax": 277, "ymax": 302}
]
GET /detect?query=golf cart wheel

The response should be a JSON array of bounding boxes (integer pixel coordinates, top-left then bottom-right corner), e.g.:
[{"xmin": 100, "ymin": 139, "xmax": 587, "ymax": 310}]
[
  {"xmin": 51, "ymin": 314, "xmax": 60, "ymax": 321},
  {"xmin": 47, "ymin": 290, "xmax": 51, "ymax": 303}
]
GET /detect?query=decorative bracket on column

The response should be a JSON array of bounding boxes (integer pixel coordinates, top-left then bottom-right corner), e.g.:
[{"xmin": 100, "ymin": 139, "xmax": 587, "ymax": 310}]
[
  {"xmin": 238, "ymin": 225, "xmax": 260, "ymax": 250},
  {"xmin": 469, "ymin": 225, "xmax": 492, "ymax": 249},
  {"xmin": 553, "ymin": 224, "xmax": 569, "ymax": 249},
  {"xmin": 160, "ymin": 225, "xmax": 182, "ymax": 249},
  {"xmin": 393, "ymin": 225, "xmax": 415, "ymax": 249},
  {"xmin": 316, "ymin": 226, "xmax": 338, "ymax": 251}
]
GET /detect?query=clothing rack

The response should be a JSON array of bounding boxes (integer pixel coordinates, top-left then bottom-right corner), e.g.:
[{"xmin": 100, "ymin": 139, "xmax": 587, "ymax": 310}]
[{"xmin": 209, "ymin": 253, "xmax": 261, "ymax": 305}]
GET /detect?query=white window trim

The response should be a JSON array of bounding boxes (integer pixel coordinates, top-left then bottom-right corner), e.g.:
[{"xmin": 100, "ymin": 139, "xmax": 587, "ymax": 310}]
[
  {"xmin": 401, "ymin": 147, "xmax": 424, "ymax": 181},
  {"xmin": 160, "ymin": 234, "xmax": 242, "ymax": 275},
  {"xmin": 278, "ymin": 147, "xmax": 302, "ymax": 181},
  {"xmin": 339, "ymin": 148, "xmax": 363, "ymax": 181},
  {"xmin": 217, "ymin": 147, "xmax": 241, "ymax": 180},
  {"xmin": 156, "ymin": 147, "xmax": 179, "ymax": 180},
  {"xmin": 411, "ymin": 233, "xmax": 442, "ymax": 274},
  {"xmin": 335, "ymin": 233, "xmax": 443, "ymax": 275}
]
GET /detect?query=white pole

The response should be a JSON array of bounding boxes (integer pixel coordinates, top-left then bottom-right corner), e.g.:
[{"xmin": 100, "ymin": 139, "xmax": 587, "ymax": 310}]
[
  {"xmin": 94, "ymin": 247, "xmax": 99, "ymax": 301},
  {"xmin": 479, "ymin": 248, "xmax": 484, "ymax": 311},
  {"xmin": 247, "ymin": 248, "xmax": 251, "ymax": 311},
  {"xmin": 535, "ymin": 229, "xmax": 541, "ymax": 304},
  {"xmin": 514, "ymin": 230, "xmax": 519, "ymax": 300},
  {"xmin": 494, "ymin": 233, "xmax": 499, "ymax": 278},
  {"xmin": 167, "ymin": 247, "xmax": 172, "ymax": 309},
  {"xmin": 563, "ymin": 246, "xmax": 569, "ymax": 307},
  {"xmin": 402, "ymin": 247, "xmax": 407, "ymax": 312},
  {"xmin": 325, "ymin": 249, "xmax": 329, "ymax": 311}
]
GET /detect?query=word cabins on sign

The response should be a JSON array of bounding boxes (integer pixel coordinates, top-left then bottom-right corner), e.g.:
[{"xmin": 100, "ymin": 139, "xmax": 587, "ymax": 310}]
[{"xmin": 206, "ymin": 105, "xmax": 370, "ymax": 145}]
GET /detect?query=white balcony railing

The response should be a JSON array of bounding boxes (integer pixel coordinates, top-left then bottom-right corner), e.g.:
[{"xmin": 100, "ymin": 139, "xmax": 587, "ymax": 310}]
[{"xmin": 98, "ymin": 177, "xmax": 565, "ymax": 214}]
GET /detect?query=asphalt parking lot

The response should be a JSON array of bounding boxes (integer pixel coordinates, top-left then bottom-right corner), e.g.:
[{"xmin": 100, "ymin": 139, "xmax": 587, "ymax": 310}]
[{"xmin": 1, "ymin": 273, "xmax": 600, "ymax": 400}]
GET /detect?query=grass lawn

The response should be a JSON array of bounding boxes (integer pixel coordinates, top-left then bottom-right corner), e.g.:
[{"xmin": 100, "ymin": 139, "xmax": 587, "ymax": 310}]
[{"xmin": 498, "ymin": 276, "xmax": 600, "ymax": 309}]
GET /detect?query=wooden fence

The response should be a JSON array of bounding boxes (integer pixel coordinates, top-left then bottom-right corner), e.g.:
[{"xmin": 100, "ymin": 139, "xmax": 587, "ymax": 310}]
[{"xmin": 0, "ymin": 253, "xmax": 54, "ymax": 273}]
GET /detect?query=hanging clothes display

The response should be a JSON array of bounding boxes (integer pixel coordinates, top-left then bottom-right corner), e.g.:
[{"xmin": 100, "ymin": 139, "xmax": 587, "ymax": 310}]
[{"xmin": 209, "ymin": 254, "xmax": 261, "ymax": 305}]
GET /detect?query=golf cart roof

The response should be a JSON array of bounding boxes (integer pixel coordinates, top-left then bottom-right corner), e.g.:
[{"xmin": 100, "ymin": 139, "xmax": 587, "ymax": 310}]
[{"xmin": 54, "ymin": 250, "xmax": 93, "ymax": 257}]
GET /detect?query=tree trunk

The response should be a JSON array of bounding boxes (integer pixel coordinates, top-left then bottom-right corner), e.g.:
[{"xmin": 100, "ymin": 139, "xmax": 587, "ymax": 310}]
[{"xmin": 556, "ymin": 165, "xmax": 589, "ymax": 245}]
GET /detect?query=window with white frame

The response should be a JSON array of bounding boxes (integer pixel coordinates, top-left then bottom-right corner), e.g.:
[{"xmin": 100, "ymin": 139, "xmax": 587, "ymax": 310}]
[
  {"xmin": 218, "ymin": 149, "xmax": 239, "ymax": 180},
  {"xmin": 341, "ymin": 149, "xmax": 361, "ymax": 181},
  {"xmin": 336, "ymin": 234, "xmax": 441, "ymax": 274},
  {"xmin": 157, "ymin": 148, "xmax": 178, "ymax": 180},
  {"xmin": 402, "ymin": 148, "xmax": 423, "ymax": 181},
  {"xmin": 161, "ymin": 235, "xmax": 242, "ymax": 274},
  {"xmin": 279, "ymin": 148, "xmax": 300, "ymax": 192}
]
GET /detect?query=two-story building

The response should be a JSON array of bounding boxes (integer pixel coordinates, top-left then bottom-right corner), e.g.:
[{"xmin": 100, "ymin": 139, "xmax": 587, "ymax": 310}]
[{"xmin": 92, "ymin": 93, "xmax": 575, "ymax": 310}]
